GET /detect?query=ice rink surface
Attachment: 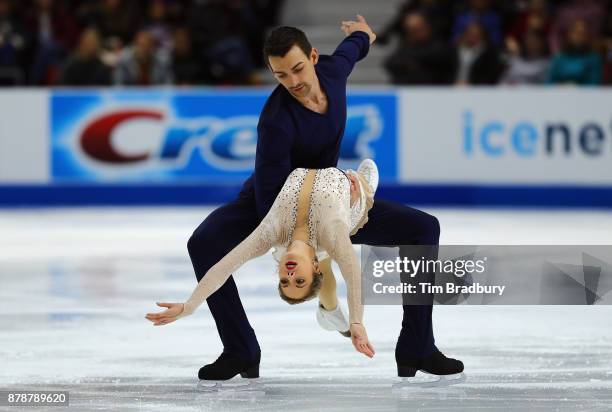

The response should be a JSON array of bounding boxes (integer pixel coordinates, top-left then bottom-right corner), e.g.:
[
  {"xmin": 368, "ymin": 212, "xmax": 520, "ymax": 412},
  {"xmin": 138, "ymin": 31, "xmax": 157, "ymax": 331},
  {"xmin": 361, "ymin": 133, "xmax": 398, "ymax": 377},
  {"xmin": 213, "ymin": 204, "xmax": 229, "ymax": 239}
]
[{"xmin": 1, "ymin": 207, "xmax": 611, "ymax": 411}]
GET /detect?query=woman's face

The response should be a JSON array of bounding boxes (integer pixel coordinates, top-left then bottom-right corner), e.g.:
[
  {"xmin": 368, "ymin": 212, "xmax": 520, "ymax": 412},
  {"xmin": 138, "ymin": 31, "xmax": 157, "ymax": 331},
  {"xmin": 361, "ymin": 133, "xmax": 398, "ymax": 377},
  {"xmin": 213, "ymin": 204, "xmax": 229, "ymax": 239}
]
[{"xmin": 278, "ymin": 251, "xmax": 318, "ymax": 300}]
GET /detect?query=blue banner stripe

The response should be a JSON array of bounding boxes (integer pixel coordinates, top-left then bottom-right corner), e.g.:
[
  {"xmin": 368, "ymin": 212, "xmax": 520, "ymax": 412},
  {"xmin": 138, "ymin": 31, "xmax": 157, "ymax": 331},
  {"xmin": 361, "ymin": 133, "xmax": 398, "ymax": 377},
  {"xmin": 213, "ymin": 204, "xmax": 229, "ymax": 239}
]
[{"xmin": 1, "ymin": 184, "xmax": 611, "ymax": 208}]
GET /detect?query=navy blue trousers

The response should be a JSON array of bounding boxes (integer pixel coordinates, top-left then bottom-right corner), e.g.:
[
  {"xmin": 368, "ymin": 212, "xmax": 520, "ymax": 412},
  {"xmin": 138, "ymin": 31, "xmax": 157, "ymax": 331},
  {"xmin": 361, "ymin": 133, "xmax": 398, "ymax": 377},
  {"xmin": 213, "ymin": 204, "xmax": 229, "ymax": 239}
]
[{"xmin": 187, "ymin": 190, "xmax": 439, "ymax": 363}]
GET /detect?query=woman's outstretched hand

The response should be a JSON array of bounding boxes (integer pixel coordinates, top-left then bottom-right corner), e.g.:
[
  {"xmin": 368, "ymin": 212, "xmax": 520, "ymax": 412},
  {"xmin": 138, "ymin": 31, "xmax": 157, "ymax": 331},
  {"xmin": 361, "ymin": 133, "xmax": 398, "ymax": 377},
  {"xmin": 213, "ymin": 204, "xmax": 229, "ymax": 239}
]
[
  {"xmin": 145, "ymin": 302, "xmax": 184, "ymax": 326},
  {"xmin": 350, "ymin": 323, "xmax": 375, "ymax": 358}
]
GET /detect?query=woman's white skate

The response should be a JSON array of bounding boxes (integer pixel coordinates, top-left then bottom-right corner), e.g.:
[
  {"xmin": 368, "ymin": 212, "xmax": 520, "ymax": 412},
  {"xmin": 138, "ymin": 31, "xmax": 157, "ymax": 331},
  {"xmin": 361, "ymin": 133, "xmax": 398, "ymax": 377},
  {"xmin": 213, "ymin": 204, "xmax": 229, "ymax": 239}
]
[
  {"xmin": 316, "ymin": 304, "xmax": 351, "ymax": 337},
  {"xmin": 357, "ymin": 158, "xmax": 379, "ymax": 193}
]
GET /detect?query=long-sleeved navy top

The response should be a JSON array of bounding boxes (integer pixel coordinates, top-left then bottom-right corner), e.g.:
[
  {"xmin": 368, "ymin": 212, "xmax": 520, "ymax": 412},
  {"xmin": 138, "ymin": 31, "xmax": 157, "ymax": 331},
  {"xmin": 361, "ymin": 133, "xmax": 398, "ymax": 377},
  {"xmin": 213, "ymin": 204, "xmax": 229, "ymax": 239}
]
[{"xmin": 239, "ymin": 31, "xmax": 370, "ymax": 219}]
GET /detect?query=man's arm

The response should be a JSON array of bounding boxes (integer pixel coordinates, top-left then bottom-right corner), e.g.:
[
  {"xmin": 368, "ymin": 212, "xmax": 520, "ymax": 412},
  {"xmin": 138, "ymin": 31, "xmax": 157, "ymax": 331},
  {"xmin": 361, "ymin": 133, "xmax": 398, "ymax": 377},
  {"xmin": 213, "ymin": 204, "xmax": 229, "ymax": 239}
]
[
  {"xmin": 254, "ymin": 122, "xmax": 293, "ymax": 219},
  {"xmin": 333, "ymin": 15, "xmax": 376, "ymax": 77}
]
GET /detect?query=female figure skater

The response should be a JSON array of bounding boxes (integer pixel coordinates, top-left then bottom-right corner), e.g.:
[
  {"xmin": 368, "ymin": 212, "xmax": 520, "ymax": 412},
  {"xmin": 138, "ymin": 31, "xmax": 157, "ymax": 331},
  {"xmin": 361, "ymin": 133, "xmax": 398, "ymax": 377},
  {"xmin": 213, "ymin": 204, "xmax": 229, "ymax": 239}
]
[{"xmin": 146, "ymin": 159, "xmax": 378, "ymax": 359}]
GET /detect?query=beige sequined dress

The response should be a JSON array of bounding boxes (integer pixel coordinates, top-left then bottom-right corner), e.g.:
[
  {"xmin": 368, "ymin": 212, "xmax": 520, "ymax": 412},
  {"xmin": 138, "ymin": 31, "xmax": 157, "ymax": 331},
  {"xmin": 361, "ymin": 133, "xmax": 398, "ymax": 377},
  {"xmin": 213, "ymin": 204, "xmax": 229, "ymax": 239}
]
[{"xmin": 178, "ymin": 167, "xmax": 375, "ymax": 324}]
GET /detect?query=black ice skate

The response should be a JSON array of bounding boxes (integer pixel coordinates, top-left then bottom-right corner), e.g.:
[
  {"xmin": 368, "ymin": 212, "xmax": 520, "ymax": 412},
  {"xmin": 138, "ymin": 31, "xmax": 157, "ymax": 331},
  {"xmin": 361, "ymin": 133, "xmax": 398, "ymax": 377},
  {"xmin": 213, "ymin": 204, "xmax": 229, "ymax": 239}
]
[
  {"xmin": 197, "ymin": 352, "xmax": 261, "ymax": 392},
  {"xmin": 394, "ymin": 349, "xmax": 466, "ymax": 388}
]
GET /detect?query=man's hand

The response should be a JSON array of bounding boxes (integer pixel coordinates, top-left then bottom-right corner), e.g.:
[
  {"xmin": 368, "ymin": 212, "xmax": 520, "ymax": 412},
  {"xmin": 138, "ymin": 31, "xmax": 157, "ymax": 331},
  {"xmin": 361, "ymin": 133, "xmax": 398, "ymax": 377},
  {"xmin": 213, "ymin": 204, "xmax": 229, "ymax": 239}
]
[
  {"xmin": 145, "ymin": 302, "xmax": 185, "ymax": 326},
  {"xmin": 341, "ymin": 15, "xmax": 376, "ymax": 45},
  {"xmin": 348, "ymin": 171, "xmax": 361, "ymax": 207}
]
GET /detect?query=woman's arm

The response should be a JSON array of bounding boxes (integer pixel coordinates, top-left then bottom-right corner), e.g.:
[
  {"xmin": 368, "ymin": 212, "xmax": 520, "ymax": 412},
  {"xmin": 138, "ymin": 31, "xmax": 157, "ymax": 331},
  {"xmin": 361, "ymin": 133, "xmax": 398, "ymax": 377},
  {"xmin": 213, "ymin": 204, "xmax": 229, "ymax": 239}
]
[
  {"xmin": 321, "ymin": 221, "xmax": 363, "ymax": 325},
  {"xmin": 322, "ymin": 221, "xmax": 374, "ymax": 357},
  {"xmin": 179, "ymin": 220, "xmax": 275, "ymax": 318},
  {"xmin": 318, "ymin": 258, "xmax": 338, "ymax": 311},
  {"xmin": 146, "ymin": 217, "xmax": 277, "ymax": 325}
]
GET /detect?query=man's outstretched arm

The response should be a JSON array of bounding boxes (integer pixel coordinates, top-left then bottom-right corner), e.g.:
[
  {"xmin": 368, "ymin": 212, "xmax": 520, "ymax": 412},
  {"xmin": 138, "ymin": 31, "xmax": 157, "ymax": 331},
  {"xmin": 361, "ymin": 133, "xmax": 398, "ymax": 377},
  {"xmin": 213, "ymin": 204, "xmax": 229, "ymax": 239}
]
[{"xmin": 333, "ymin": 14, "xmax": 377, "ymax": 77}]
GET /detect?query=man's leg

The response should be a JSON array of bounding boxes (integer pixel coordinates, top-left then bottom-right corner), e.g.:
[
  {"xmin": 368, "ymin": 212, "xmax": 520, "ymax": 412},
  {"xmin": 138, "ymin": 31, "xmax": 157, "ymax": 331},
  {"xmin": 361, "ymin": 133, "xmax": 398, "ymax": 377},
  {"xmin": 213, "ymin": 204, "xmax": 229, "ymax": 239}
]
[
  {"xmin": 187, "ymin": 193, "xmax": 261, "ymax": 364},
  {"xmin": 350, "ymin": 199, "xmax": 439, "ymax": 360}
]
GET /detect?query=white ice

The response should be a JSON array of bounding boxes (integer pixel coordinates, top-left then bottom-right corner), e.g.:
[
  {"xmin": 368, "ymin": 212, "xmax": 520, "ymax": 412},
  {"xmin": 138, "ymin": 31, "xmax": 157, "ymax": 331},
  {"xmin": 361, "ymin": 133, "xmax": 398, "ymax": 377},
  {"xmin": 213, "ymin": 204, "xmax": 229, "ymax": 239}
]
[{"xmin": 0, "ymin": 207, "xmax": 611, "ymax": 411}]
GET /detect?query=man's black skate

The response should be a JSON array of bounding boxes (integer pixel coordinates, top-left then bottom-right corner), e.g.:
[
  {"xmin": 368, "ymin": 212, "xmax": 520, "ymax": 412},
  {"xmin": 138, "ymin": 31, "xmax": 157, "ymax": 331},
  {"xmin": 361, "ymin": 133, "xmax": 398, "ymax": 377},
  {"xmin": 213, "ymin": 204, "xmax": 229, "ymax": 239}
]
[
  {"xmin": 198, "ymin": 352, "xmax": 260, "ymax": 381},
  {"xmin": 394, "ymin": 349, "xmax": 465, "ymax": 388},
  {"xmin": 397, "ymin": 348, "xmax": 463, "ymax": 377}
]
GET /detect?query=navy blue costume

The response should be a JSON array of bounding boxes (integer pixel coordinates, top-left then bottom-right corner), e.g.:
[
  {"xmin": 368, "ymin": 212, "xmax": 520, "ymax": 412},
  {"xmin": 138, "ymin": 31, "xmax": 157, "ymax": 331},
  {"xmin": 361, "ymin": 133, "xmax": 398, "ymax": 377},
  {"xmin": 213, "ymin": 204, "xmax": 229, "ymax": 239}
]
[{"xmin": 188, "ymin": 31, "xmax": 439, "ymax": 364}]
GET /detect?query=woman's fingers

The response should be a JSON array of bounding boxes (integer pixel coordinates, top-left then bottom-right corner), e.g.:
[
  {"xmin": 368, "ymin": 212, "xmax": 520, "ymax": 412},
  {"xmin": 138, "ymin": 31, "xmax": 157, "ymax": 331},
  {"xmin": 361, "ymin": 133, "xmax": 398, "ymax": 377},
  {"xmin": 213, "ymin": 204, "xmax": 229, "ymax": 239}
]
[
  {"xmin": 145, "ymin": 313, "xmax": 166, "ymax": 321},
  {"xmin": 145, "ymin": 305, "xmax": 178, "ymax": 325},
  {"xmin": 359, "ymin": 342, "xmax": 374, "ymax": 358},
  {"xmin": 146, "ymin": 302, "xmax": 180, "ymax": 321},
  {"xmin": 367, "ymin": 342, "xmax": 376, "ymax": 356},
  {"xmin": 152, "ymin": 316, "xmax": 175, "ymax": 326},
  {"xmin": 356, "ymin": 342, "xmax": 373, "ymax": 358},
  {"xmin": 352, "ymin": 337, "xmax": 372, "ymax": 357}
]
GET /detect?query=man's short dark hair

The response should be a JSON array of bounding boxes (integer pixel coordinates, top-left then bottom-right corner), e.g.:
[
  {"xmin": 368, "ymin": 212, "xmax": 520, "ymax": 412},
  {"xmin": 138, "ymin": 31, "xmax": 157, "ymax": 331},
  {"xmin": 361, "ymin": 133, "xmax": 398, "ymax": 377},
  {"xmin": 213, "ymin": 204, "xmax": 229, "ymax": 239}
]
[{"xmin": 263, "ymin": 26, "xmax": 312, "ymax": 65}]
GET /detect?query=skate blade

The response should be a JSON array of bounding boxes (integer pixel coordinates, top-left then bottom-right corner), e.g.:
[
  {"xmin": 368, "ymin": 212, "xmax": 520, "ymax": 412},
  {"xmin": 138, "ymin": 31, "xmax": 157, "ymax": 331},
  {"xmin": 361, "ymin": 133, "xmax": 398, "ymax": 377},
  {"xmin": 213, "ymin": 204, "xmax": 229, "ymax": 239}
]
[
  {"xmin": 392, "ymin": 372, "xmax": 466, "ymax": 389},
  {"xmin": 197, "ymin": 378, "xmax": 263, "ymax": 393}
]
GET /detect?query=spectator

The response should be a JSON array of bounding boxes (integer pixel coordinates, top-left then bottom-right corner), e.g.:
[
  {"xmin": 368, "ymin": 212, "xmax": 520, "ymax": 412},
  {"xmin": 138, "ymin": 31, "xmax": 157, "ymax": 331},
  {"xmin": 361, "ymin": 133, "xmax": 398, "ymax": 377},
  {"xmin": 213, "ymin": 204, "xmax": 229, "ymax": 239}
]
[
  {"xmin": 549, "ymin": 0, "xmax": 607, "ymax": 53},
  {"xmin": 188, "ymin": 0, "xmax": 256, "ymax": 84},
  {"xmin": 548, "ymin": 18, "xmax": 602, "ymax": 85},
  {"xmin": 378, "ymin": 0, "xmax": 455, "ymax": 45},
  {"xmin": 245, "ymin": 0, "xmax": 287, "ymax": 68},
  {"xmin": 25, "ymin": 0, "xmax": 81, "ymax": 85},
  {"xmin": 171, "ymin": 27, "xmax": 201, "ymax": 85},
  {"xmin": 603, "ymin": 3, "xmax": 612, "ymax": 83},
  {"xmin": 455, "ymin": 20, "xmax": 503, "ymax": 85},
  {"xmin": 502, "ymin": 29, "xmax": 551, "ymax": 85},
  {"xmin": 384, "ymin": 12, "xmax": 457, "ymax": 84},
  {"xmin": 507, "ymin": 0, "xmax": 552, "ymax": 44},
  {"xmin": 144, "ymin": 0, "xmax": 173, "ymax": 52},
  {"xmin": 452, "ymin": 0, "xmax": 504, "ymax": 47},
  {"xmin": 59, "ymin": 27, "xmax": 111, "ymax": 86},
  {"xmin": 114, "ymin": 29, "xmax": 171, "ymax": 85},
  {"xmin": 82, "ymin": 0, "xmax": 139, "ymax": 49},
  {"xmin": 0, "ymin": 0, "xmax": 29, "ymax": 85}
]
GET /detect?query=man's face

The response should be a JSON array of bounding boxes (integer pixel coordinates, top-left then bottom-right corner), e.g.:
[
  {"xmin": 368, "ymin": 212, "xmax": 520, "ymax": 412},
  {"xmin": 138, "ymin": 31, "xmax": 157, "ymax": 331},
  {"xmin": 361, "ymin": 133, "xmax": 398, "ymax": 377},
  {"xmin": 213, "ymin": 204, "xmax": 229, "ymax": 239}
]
[{"xmin": 268, "ymin": 45, "xmax": 319, "ymax": 99}]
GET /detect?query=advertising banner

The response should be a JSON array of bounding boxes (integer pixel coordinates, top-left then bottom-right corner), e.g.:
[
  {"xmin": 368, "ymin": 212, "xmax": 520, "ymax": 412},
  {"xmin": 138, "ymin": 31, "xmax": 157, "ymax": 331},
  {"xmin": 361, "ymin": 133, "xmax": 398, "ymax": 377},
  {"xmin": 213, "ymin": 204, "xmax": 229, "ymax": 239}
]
[
  {"xmin": 50, "ymin": 89, "xmax": 398, "ymax": 183},
  {"xmin": 399, "ymin": 88, "xmax": 612, "ymax": 185}
]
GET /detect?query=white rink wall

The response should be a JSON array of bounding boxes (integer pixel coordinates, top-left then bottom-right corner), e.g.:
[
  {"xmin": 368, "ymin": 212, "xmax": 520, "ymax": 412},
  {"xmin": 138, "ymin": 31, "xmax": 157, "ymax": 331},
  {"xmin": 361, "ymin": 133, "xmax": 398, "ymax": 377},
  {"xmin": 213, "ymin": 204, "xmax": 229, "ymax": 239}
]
[{"xmin": 0, "ymin": 88, "xmax": 611, "ymax": 207}]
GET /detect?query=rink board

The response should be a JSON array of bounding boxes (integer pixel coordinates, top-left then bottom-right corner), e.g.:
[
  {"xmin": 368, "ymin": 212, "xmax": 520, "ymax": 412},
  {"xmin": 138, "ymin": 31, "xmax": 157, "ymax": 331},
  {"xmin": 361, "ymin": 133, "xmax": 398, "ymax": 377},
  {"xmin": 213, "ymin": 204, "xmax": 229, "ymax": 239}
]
[{"xmin": 0, "ymin": 88, "xmax": 611, "ymax": 207}]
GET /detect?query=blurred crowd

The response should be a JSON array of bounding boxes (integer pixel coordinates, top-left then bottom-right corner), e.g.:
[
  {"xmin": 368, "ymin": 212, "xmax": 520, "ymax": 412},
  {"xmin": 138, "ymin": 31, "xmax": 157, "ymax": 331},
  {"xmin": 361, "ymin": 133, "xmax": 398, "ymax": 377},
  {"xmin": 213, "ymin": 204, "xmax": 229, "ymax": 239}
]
[
  {"xmin": 0, "ymin": 0, "xmax": 283, "ymax": 86},
  {"xmin": 381, "ymin": 0, "xmax": 612, "ymax": 85},
  {"xmin": 0, "ymin": 0, "xmax": 610, "ymax": 87}
]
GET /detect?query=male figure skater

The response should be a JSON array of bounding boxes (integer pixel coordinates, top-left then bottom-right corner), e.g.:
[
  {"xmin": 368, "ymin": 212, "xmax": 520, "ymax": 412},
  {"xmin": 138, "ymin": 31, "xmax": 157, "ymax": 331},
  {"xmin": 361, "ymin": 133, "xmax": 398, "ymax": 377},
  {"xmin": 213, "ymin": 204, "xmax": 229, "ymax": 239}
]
[{"xmin": 186, "ymin": 15, "xmax": 463, "ymax": 381}]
